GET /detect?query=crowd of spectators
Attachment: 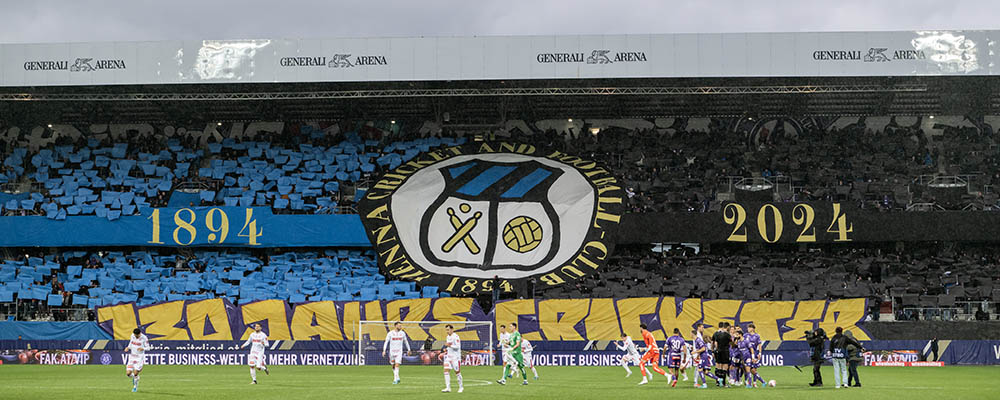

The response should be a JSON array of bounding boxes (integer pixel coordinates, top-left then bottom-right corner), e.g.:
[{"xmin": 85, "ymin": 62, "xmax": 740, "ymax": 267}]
[
  {"xmin": 0, "ymin": 247, "xmax": 440, "ymax": 322},
  {"xmin": 3, "ymin": 117, "xmax": 999, "ymax": 216},
  {"xmin": 538, "ymin": 243, "xmax": 1000, "ymax": 321}
]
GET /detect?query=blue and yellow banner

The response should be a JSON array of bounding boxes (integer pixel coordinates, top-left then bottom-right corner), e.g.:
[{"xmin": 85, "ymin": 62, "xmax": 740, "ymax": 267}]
[
  {"xmin": 0, "ymin": 207, "xmax": 369, "ymax": 247},
  {"xmin": 95, "ymin": 297, "xmax": 869, "ymax": 341}
]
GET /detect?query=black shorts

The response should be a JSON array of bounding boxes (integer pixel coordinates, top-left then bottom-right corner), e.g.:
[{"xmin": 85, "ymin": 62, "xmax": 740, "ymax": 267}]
[{"xmin": 713, "ymin": 350, "xmax": 730, "ymax": 365}]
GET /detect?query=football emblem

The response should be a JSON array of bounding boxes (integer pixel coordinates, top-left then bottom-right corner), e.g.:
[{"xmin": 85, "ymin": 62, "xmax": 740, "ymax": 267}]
[{"xmin": 359, "ymin": 142, "xmax": 624, "ymax": 293}]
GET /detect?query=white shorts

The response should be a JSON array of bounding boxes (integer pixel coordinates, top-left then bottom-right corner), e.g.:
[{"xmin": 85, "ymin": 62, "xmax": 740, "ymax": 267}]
[
  {"xmin": 126, "ymin": 354, "xmax": 144, "ymax": 372},
  {"xmin": 388, "ymin": 351, "xmax": 402, "ymax": 365},
  {"xmin": 248, "ymin": 351, "xmax": 265, "ymax": 368},
  {"xmin": 622, "ymin": 352, "xmax": 640, "ymax": 366},
  {"xmin": 523, "ymin": 351, "xmax": 533, "ymax": 367},
  {"xmin": 503, "ymin": 351, "xmax": 516, "ymax": 365},
  {"xmin": 443, "ymin": 355, "xmax": 461, "ymax": 372}
]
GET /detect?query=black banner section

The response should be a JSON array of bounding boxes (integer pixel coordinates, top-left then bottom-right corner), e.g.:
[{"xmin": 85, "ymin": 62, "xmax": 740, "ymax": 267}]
[
  {"xmin": 620, "ymin": 202, "xmax": 1000, "ymax": 243},
  {"xmin": 358, "ymin": 142, "xmax": 624, "ymax": 294}
]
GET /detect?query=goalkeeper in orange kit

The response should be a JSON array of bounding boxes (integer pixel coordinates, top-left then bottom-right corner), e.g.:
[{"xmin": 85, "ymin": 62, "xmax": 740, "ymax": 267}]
[{"xmin": 637, "ymin": 323, "xmax": 669, "ymax": 385}]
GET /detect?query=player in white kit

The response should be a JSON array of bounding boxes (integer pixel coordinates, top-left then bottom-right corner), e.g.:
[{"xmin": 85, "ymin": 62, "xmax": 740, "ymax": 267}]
[
  {"xmin": 616, "ymin": 334, "xmax": 641, "ymax": 377},
  {"xmin": 441, "ymin": 324, "xmax": 464, "ymax": 393},
  {"xmin": 521, "ymin": 338, "xmax": 539, "ymax": 380},
  {"xmin": 679, "ymin": 341, "xmax": 694, "ymax": 381},
  {"xmin": 240, "ymin": 323, "xmax": 270, "ymax": 384},
  {"xmin": 382, "ymin": 321, "xmax": 411, "ymax": 384},
  {"xmin": 124, "ymin": 328, "xmax": 149, "ymax": 392},
  {"xmin": 498, "ymin": 324, "xmax": 515, "ymax": 371}
]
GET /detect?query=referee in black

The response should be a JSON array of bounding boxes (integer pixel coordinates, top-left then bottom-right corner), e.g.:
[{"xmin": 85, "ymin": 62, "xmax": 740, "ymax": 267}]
[{"xmin": 712, "ymin": 321, "xmax": 732, "ymax": 387}]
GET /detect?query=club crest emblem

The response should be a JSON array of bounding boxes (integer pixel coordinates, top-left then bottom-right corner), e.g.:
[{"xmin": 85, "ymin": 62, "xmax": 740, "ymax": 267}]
[{"xmin": 359, "ymin": 142, "xmax": 624, "ymax": 294}]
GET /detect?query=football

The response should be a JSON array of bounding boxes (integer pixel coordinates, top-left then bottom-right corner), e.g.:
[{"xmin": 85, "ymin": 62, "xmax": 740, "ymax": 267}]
[{"xmin": 768, "ymin": 379, "xmax": 777, "ymax": 387}]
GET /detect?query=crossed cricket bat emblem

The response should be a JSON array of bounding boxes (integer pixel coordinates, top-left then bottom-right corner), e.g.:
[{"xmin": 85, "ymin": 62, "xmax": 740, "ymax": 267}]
[{"xmin": 441, "ymin": 203, "xmax": 481, "ymax": 254}]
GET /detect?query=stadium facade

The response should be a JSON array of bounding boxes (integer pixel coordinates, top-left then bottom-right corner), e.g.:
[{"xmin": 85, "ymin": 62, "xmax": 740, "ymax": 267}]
[{"xmin": 1, "ymin": 31, "xmax": 1000, "ymax": 369}]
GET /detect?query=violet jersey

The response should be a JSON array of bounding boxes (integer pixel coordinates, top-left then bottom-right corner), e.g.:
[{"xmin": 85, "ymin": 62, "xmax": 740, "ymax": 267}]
[
  {"xmin": 127, "ymin": 334, "xmax": 150, "ymax": 356},
  {"xmin": 694, "ymin": 335, "xmax": 712, "ymax": 366},
  {"xmin": 665, "ymin": 335, "xmax": 686, "ymax": 358},
  {"xmin": 383, "ymin": 330, "xmax": 411, "ymax": 354},
  {"xmin": 244, "ymin": 331, "xmax": 269, "ymax": 353},
  {"xmin": 738, "ymin": 337, "xmax": 753, "ymax": 360},
  {"xmin": 745, "ymin": 332, "xmax": 762, "ymax": 359}
]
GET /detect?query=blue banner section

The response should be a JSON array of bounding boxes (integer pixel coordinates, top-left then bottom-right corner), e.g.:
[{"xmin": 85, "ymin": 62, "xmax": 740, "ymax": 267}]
[
  {"xmin": 0, "ymin": 207, "xmax": 370, "ymax": 247},
  {"xmin": 0, "ymin": 321, "xmax": 112, "ymax": 340}
]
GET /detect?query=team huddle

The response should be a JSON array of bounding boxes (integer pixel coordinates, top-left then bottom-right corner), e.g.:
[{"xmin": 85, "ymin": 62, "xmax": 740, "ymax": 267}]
[{"xmin": 616, "ymin": 322, "xmax": 774, "ymax": 389}]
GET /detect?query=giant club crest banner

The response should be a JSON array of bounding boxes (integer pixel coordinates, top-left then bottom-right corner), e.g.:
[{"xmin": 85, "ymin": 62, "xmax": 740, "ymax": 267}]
[{"xmin": 359, "ymin": 143, "xmax": 624, "ymax": 294}]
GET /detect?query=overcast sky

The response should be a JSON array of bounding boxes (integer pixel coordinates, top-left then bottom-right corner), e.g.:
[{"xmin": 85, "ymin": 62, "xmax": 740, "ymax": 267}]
[{"xmin": 0, "ymin": 0, "xmax": 996, "ymax": 43}]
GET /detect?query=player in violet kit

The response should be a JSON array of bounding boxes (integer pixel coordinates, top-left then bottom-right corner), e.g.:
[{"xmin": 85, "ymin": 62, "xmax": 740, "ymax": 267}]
[
  {"xmin": 743, "ymin": 323, "xmax": 766, "ymax": 387},
  {"xmin": 691, "ymin": 325, "xmax": 720, "ymax": 389},
  {"xmin": 663, "ymin": 328, "xmax": 686, "ymax": 387},
  {"xmin": 728, "ymin": 326, "xmax": 743, "ymax": 385},
  {"xmin": 729, "ymin": 327, "xmax": 746, "ymax": 383}
]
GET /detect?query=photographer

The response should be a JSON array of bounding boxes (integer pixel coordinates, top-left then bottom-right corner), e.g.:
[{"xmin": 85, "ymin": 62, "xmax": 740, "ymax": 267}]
[
  {"xmin": 829, "ymin": 327, "xmax": 864, "ymax": 388},
  {"xmin": 806, "ymin": 328, "xmax": 827, "ymax": 387}
]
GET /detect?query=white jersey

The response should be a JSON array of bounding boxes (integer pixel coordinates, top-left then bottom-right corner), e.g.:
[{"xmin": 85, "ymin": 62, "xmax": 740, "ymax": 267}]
[
  {"xmin": 445, "ymin": 333, "xmax": 462, "ymax": 358},
  {"xmin": 522, "ymin": 339, "xmax": 533, "ymax": 353},
  {"xmin": 127, "ymin": 334, "xmax": 150, "ymax": 356},
  {"xmin": 499, "ymin": 332, "xmax": 511, "ymax": 352},
  {"xmin": 618, "ymin": 336, "xmax": 640, "ymax": 357},
  {"xmin": 244, "ymin": 331, "xmax": 269, "ymax": 353},
  {"xmin": 383, "ymin": 330, "xmax": 411, "ymax": 353}
]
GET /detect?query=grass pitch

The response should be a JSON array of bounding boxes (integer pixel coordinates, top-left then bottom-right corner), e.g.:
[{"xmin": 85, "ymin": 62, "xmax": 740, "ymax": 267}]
[{"xmin": 0, "ymin": 365, "xmax": 997, "ymax": 399}]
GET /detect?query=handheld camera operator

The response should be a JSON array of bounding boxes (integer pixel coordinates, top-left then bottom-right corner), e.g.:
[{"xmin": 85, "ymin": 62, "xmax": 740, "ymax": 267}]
[{"xmin": 805, "ymin": 328, "xmax": 827, "ymax": 387}]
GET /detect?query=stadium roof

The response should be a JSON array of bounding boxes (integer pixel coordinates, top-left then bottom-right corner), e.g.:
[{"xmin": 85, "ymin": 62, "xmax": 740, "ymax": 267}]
[
  {"xmin": 0, "ymin": 76, "xmax": 995, "ymax": 124},
  {"xmin": 1, "ymin": 31, "xmax": 998, "ymax": 123}
]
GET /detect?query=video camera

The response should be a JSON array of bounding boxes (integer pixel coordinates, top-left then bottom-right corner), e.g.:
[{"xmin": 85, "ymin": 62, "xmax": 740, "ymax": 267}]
[{"xmin": 804, "ymin": 328, "xmax": 827, "ymax": 340}]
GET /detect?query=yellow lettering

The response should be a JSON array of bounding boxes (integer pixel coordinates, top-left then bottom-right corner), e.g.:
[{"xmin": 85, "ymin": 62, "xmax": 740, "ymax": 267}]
[
  {"xmin": 365, "ymin": 204, "xmax": 391, "ymax": 222},
  {"xmin": 137, "ymin": 301, "xmax": 189, "ymax": 340},
  {"xmin": 494, "ymin": 299, "xmax": 542, "ymax": 340},
  {"xmin": 370, "ymin": 224, "xmax": 396, "ymax": 246},
  {"xmin": 538, "ymin": 299, "xmax": 588, "ymax": 340},
  {"xmin": 239, "ymin": 299, "xmax": 292, "ymax": 340},
  {"xmin": 539, "ymin": 272, "xmax": 565, "ymax": 285},
  {"xmin": 186, "ymin": 298, "xmax": 234, "ymax": 340},
  {"xmin": 385, "ymin": 299, "xmax": 432, "ymax": 340},
  {"xmin": 290, "ymin": 301, "xmax": 344, "ymax": 340},
  {"xmin": 97, "ymin": 303, "xmax": 138, "ymax": 340}
]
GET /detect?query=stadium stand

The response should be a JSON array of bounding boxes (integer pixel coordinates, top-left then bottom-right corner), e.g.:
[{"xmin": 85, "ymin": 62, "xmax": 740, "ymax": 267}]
[
  {"xmin": 0, "ymin": 248, "xmax": 445, "ymax": 321},
  {"xmin": 538, "ymin": 243, "xmax": 1000, "ymax": 322},
  {"xmin": 2, "ymin": 118, "xmax": 999, "ymax": 323},
  {"xmin": 0, "ymin": 124, "xmax": 467, "ymax": 217},
  {"xmin": 3, "ymin": 117, "xmax": 997, "ymax": 218}
]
